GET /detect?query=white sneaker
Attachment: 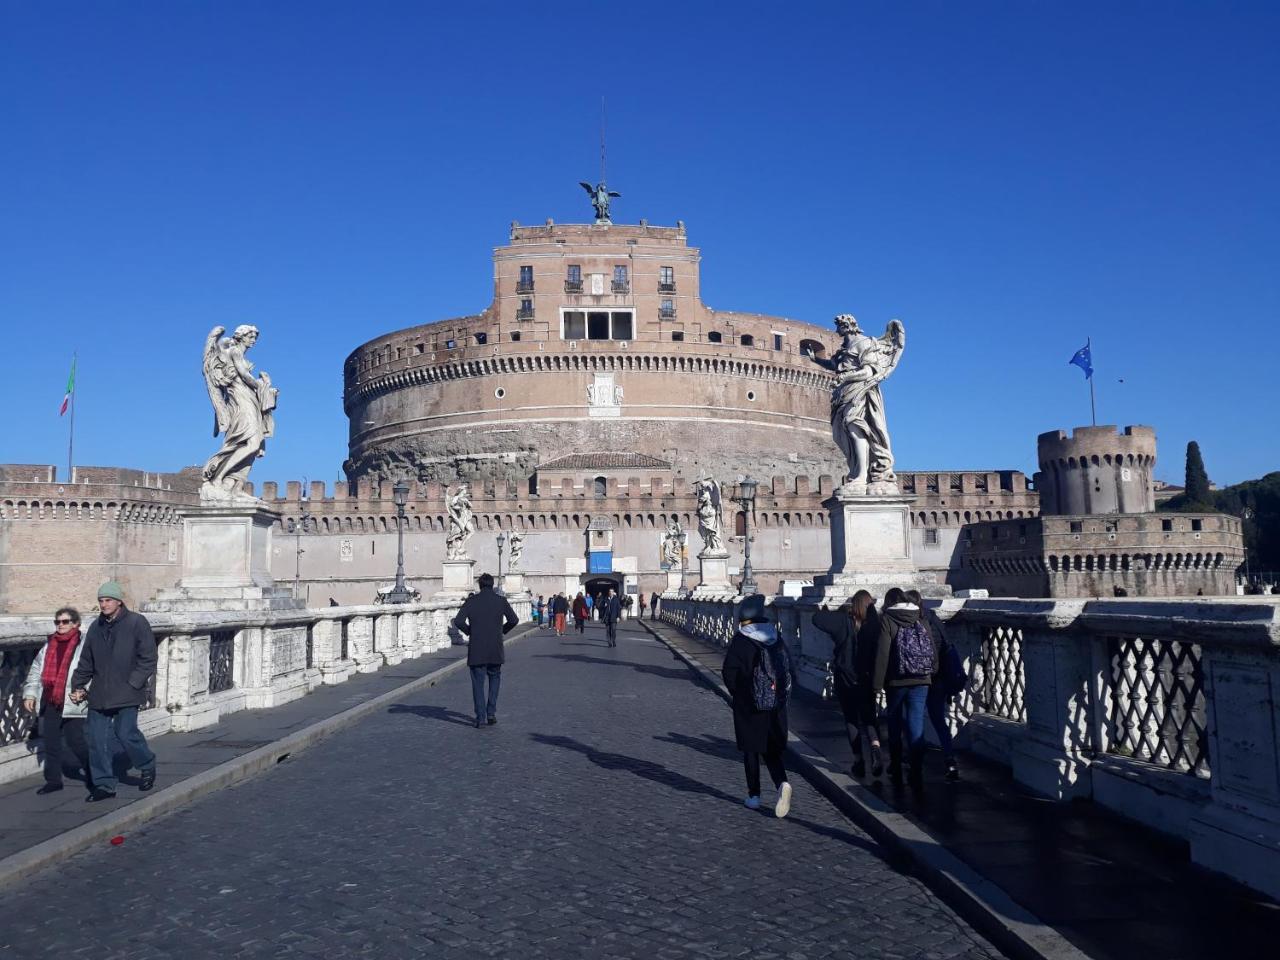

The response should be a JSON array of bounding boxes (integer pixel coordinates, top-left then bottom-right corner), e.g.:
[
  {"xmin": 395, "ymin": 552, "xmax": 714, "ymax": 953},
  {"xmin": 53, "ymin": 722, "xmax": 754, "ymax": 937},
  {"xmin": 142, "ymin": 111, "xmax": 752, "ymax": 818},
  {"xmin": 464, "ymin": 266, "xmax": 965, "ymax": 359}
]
[
  {"xmin": 774, "ymin": 781, "xmax": 792, "ymax": 819},
  {"xmin": 744, "ymin": 796, "xmax": 761, "ymax": 810}
]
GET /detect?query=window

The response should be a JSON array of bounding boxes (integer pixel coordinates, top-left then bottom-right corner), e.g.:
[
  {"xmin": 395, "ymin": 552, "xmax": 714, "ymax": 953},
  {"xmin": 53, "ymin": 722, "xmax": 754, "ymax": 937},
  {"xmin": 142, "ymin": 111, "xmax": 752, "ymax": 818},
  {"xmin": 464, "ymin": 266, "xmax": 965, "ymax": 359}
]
[
  {"xmin": 517, "ymin": 298, "xmax": 534, "ymax": 319},
  {"xmin": 510, "ymin": 331, "xmax": 521, "ymax": 342},
  {"xmin": 494, "ymin": 387, "xmax": 506, "ymax": 399},
  {"xmin": 565, "ymin": 264, "xmax": 582, "ymax": 293},
  {"xmin": 740, "ymin": 334, "xmax": 754, "ymax": 347},
  {"xmin": 517, "ymin": 265, "xmax": 534, "ymax": 293},
  {"xmin": 612, "ymin": 265, "xmax": 629, "ymax": 293},
  {"xmin": 773, "ymin": 333, "xmax": 783, "ymax": 351},
  {"xmin": 593, "ymin": 476, "xmax": 607, "ymax": 497},
  {"xmin": 414, "ymin": 342, "xmax": 425, "ymax": 354},
  {"xmin": 561, "ymin": 309, "xmax": 633, "ymax": 340},
  {"xmin": 474, "ymin": 332, "xmax": 487, "ymax": 345},
  {"xmin": 708, "ymin": 331, "xmax": 723, "ymax": 344},
  {"xmin": 1070, "ymin": 521, "xmax": 1083, "ymax": 533},
  {"xmin": 444, "ymin": 338, "xmax": 457, "ymax": 350},
  {"xmin": 1191, "ymin": 518, "xmax": 1203, "ymax": 531},
  {"xmin": 1162, "ymin": 518, "xmax": 1173, "ymax": 531},
  {"xmin": 671, "ymin": 331, "xmax": 684, "ymax": 342},
  {"xmin": 1104, "ymin": 520, "xmax": 1117, "ymax": 532},
  {"xmin": 659, "ymin": 266, "xmax": 675, "ymax": 292},
  {"xmin": 799, "ymin": 338, "xmax": 824, "ymax": 358},
  {"xmin": 949, "ymin": 474, "xmax": 963, "ymax": 492},
  {"xmin": 746, "ymin": 390, "xmax": 756, "ymax": 401},
  {"xmin": 926, "ymin": 475, "xmax": 939, "ymax": 493},
  {"xmin": 924, "ymin": 528, "xmax": 940, "ymax": 546},
  {"xmin": 660, "ymin": 299, "xmax": 675, "ymax": 319}
]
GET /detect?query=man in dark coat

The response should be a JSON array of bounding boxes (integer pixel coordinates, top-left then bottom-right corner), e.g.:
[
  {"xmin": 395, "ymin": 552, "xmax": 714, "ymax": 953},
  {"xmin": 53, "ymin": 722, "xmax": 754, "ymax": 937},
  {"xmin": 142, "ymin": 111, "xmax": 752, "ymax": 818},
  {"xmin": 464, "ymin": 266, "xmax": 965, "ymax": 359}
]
[
  {"xmin": 452, "ymin": 572, "xmax": 519, "ymax": 728},
  {"xmin": 601, "ymin": 588, "xmax": 623, "ymax": 647},
  {"xmin": 69, "ymin": 580, "xmax": 158, "ymax": 801}
]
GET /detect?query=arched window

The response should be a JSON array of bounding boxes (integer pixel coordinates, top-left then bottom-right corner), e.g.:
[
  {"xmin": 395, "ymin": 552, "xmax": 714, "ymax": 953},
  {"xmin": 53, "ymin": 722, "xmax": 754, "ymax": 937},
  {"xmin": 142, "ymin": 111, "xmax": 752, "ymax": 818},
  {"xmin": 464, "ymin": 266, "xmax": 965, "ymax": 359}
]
[
  {"xmin": 740, "ymin": 334, "xmax": 754, "ymax": 347},
  {"xmin": 593, "ymin": 476, "xmax": 607, "ymax": 497}
]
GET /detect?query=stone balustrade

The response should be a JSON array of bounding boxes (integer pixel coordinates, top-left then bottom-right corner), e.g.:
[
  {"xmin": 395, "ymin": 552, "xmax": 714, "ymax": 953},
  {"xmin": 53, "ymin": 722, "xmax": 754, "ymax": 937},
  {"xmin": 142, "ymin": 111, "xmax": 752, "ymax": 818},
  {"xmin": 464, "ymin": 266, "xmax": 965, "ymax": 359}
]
[
  {"xmin": 0, "ymin": 592, "xmax": 533, "ymax": 785},
  {"xmin": 659, "ymin": 591, "xmax": 1280, "ymax": 900}
]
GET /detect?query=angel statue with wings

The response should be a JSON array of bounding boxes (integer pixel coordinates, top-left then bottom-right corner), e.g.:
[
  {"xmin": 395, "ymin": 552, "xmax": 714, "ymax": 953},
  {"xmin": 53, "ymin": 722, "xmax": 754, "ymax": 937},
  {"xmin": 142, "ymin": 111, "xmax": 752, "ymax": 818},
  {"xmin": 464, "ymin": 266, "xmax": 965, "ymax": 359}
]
[
  {"xmin": 580, "ymin": 180, "xmax": 621, "ymax": 223},
  {"xmin": 694, "ymin": 479, "xmax": 726, "ymax": 556},
  {"xmin": 201, "ymin": 325, "xmax": 277, "ymax": 500},
  {"xmin": 445, "ymin": 484, "xmax": 475, "ymax": 560},
  {"xmin": 507, "ymin": 531, "xmax": 525, "ymax": 571},
  {"xmin": 661, "ymin": 516, "xmax": 684, "ymax": 568},
  {"xmin": 807, "ymin": 314, "xmax": 907, "ymax": 495}
]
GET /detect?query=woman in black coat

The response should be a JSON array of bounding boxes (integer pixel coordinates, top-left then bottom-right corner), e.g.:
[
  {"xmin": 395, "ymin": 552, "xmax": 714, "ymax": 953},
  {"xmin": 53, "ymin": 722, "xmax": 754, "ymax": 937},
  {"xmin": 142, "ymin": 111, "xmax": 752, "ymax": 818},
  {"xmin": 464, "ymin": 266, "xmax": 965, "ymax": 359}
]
[
  {"xmin": 721, "ymin": 594, "xmax": 794, "ymax": 818},
  {"xmin": 812, "ymin": 589, "xmax": 883, "ymax": 779}
]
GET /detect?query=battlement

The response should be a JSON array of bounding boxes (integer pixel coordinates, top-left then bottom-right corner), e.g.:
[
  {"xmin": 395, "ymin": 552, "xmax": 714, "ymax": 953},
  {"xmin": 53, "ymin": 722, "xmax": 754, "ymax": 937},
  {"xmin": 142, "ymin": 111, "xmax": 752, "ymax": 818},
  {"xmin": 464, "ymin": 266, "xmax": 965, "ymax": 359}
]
[
  {"xmin": 508, "ymin": 221, "xmax": 688, "ymax": 245},
  {"xmin": 0, "ymin": 463, "xmax": 201, "ymax": 491},
  {"xmin": 1037, "ymin": 425, "xmax": 1157, "ymax": 466}
]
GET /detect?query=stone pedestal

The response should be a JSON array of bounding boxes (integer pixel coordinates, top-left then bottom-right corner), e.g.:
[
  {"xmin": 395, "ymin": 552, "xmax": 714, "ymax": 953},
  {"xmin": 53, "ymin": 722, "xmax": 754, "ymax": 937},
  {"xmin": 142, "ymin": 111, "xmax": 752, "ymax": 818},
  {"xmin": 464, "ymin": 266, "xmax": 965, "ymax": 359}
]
[
  {"xmin": 437, "ymin": 558, "xmax": 477, "ymax": 600},
  {"xmin": 803, "ymin": 491, "xmax": 945, "ymax": 603},
  {"xmin": 665, "ymin": 567, "xmax": 684, "ymax": 593},
  {"xmin": 147, "ymin": 502, "xmax": 303, "ymax": 614},
  {"xmin": 503, "ymin": 572, "xmax": 527, "ymax": 596},
  {"xmin": 692, "ymin": 552, "xmax": 736, "ymax": 598}
]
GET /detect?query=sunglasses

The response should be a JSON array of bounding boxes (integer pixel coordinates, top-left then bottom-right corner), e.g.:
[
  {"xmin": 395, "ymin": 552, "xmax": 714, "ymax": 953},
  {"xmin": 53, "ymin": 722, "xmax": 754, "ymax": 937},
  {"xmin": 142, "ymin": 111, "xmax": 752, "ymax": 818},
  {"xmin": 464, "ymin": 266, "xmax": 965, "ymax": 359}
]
[{"xmin": 54, "ymin": 618, "xmax": 75, "ymax": 625}]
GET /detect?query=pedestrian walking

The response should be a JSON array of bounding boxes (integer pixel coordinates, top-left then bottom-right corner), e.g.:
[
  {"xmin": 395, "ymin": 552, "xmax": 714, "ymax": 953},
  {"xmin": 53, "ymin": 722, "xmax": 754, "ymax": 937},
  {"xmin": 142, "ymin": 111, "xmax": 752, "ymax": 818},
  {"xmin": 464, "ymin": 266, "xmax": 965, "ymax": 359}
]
[
  {"xmin": 585, "ymin": 593, "xmax": 595, "ymax": 622},
  {"xmin": 637, "ymin": 592, "xmax": 646, "ymax": 619},
  {"xmin": 69, "ymin": 581, "xmax": 158, "ymax": 802},
  {"xmin": 721, "ymin": 594, "xmax": 794, "ymax": 817},
  {"xmin": 811, "ymin": 589, "xmax": 883, "ymax": 779},
  {"xmin": 872, "ymin": 587, "xmax": 938, "ymax": 789},
  {"xmin": 452, "ymin": 572, "xmax": 519, "ymax": 728},
  {"xmin": 601, "ymin": 588, "xmax": 622, "ymax": 647},
  {"xmin": 649, "ymin": 592, "xmax": 659, "ymax": 620},
  {"xmin": 552, "ymin": 593, "xmax": 568, "ymax": 636},
  {"xmin": 535, "ymin": 595, "xmax": 545, "ymax": 627},
  {"xmin": 22, "ymin": 606, "xmax": 93, "ymax": 795},
  {"xmin": 906, "ymin": 589, "xmax": 961, "ymax": 781},
  {"xmin": 572, "ymin": 592, "xmax": 588, "ymax": 633}
]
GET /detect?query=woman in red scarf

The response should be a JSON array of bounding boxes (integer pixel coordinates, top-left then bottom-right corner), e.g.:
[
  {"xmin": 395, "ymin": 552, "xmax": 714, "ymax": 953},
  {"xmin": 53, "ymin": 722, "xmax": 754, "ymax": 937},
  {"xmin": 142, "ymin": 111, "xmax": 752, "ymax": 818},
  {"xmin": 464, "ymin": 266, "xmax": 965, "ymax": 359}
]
[{"xmin": 22, "ymin": 607, "xmax": 93, "ymax": 795}]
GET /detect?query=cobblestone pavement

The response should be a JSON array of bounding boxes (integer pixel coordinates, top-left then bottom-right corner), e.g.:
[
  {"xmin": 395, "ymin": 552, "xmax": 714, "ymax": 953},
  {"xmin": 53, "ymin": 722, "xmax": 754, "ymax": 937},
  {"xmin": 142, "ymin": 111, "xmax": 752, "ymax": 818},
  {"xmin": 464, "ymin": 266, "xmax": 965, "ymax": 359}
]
[{"xmin": 2, "ymin": 620, "xmax": 1003, "ymax": 959}]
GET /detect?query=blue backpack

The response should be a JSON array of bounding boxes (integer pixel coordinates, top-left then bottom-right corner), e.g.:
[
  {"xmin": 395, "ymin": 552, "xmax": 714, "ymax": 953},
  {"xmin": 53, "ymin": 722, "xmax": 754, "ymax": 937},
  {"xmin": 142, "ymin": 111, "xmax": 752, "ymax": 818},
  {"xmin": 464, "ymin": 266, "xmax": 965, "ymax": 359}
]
[
  {"xmin": 894, "ymin": 621, "xmax": 935, "ymax": 678},
  {"xmin": 752, "ymin": 644, "xmax": 790, "ymax": 710}
]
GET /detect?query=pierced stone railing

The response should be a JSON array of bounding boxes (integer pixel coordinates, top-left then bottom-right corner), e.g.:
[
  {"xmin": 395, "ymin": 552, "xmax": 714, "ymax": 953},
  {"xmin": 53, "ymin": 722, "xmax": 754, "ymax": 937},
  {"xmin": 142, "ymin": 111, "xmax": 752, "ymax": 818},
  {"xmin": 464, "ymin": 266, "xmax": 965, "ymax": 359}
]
[
  {"xmin": 659, "ymin": 591, "xmax": 1280, "ymax": 901},
  {"xmin": 0, "ymin": 592, "xmax": 517, "ymax": 785}
]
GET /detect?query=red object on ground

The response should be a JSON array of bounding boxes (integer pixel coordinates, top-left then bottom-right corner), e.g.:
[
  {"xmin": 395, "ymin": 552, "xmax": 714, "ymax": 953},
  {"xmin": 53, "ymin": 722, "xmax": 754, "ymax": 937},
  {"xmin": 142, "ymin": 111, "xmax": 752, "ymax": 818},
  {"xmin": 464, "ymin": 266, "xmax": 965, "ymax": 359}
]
[{"xmin": 109, "ymin": 836, "xmax": 125, "ymax": 846}]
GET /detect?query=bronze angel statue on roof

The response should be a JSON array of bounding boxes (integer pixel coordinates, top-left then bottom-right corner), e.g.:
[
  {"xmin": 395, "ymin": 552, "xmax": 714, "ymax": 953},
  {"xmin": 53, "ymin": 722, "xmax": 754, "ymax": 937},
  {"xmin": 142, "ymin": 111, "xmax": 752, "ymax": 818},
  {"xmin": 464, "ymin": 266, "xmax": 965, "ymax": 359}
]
[
  {"xmin": 200, "ymin": 325, "xmax": 277, "ymax": 501},
  {"xmin": 580, "ymin": 180, "xmax": 621, "ymax": 223}
]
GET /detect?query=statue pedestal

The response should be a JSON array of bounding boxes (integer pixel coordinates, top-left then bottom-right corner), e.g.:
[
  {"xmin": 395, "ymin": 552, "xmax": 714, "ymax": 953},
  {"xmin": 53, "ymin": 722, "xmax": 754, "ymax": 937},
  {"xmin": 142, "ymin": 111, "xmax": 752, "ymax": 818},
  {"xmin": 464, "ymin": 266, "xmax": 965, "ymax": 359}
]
[
  {"xmin": 665, "ymin": 568, "xmax": 684, "ymax": 593},
  {"xmin": 146, "ymin": 502, "xmax": 303, "ymax": 614},
  {"xmin": 691, "ymin": 552, "xmax": 736, "ymax": 599},
  {"xmin": 502, "ymin": 572, "xmax": 527, "ymax": 596},
  {"xmin": 436, "ymin": 558, "xmax": 477, "ymax": 600},
  {"xmin": 802, "ymin": 491, "xmax": 945, "ymax": 603}
]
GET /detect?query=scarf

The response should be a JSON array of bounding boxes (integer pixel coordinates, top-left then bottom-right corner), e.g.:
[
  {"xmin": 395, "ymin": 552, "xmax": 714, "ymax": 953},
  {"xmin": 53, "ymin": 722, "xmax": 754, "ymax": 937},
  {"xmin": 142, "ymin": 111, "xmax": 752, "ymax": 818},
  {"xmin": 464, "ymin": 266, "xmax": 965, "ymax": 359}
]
[{"xmin": 40, "ymin": 629, "xmax": 80, "ymax": 708}]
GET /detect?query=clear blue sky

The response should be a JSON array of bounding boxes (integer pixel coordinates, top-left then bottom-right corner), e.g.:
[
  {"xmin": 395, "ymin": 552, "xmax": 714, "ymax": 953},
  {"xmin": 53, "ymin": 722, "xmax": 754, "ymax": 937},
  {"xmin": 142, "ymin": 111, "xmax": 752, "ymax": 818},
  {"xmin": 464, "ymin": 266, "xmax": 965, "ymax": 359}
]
[{"xmin": 2, "ymin": 2, "xmax": 1277, "ymax": 489}]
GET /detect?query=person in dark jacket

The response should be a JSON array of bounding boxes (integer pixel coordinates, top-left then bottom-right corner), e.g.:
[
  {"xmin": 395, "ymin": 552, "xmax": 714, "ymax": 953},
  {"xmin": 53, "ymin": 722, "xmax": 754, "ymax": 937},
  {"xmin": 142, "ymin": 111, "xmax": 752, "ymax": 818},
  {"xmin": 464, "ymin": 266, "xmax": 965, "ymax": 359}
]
[
  {"xmin": 872, "ymin": 587, "xmax": 938, "ymax": 788},
  {"xmin": 721, "ymin": 594, "xmax": 794, "ymax": 817},
  {"xmin": 69, "ymin": 581, "xmax": 158, "ymax": 801},
  {"xmin": 812, "ymin": 589, "xmax": 882, "ymax": 779},
  {"xmin": 552, "ymin": 593, "xmax": 569, "ymax": 636},
  {"xmin": 453, "ymin": 573, "xmax": 519, "ymax": 728},
  {"xmin": 649, "ymin": 592, "xmax": 659, "ymax": 620},
  {"xmin": 906, "ymin": 589, "xmax": 959, "ymax": 782},
  {"xmin": 601, "ymin": 588, "xmax": 622, "ymax": 647}
]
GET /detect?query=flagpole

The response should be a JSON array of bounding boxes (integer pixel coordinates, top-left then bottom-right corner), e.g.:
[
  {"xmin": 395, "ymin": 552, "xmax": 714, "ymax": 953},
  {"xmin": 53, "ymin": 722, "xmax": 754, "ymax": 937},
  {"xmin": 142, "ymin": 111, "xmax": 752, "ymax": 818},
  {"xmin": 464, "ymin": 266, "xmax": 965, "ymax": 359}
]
[
  {"xmin": 1087, "ymin": 337, "xmax": 1096, "ymax": 426},
  {"xmin": 67, "ymin": 352, "xmax": 76, "ymax": 483}
]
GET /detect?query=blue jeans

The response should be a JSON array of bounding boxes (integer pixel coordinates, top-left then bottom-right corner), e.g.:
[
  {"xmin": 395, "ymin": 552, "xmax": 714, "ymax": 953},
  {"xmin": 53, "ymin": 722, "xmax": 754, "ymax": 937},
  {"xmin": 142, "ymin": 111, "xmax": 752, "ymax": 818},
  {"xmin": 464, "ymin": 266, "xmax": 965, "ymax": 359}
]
[
  {"xmin": 470, "ymin": 665, "xmax": 501, "ymax": 721},
  {"xmin": 87, "ymin": 706, "xmax": 155, "ymax": 793},
  {"xmin": 886, "ymin": 686, "xmax": 929, "ymax": 773},
  {"xmin": 926, "ymin": 683, "xmax": 954, "ymax": 759}
]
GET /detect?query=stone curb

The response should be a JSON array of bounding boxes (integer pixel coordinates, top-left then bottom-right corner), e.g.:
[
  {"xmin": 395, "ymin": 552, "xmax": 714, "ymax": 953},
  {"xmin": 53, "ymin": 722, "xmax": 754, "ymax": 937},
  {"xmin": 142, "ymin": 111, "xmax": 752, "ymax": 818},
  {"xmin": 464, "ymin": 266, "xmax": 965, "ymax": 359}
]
[
  {"xmin": 0, "ymin": 625, "xmax": 536, "ymax": 892},
  {"xmin": 641, "ymin": 620, "xmax": 1092, "ymax": 960}
]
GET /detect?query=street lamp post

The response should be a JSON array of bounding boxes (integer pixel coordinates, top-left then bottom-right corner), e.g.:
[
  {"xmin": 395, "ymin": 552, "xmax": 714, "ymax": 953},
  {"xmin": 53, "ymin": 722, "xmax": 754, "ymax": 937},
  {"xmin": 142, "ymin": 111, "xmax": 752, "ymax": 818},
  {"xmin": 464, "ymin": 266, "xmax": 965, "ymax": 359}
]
[
  {"xmin": 496, "ymin": 531, "xmax": 507, "ymax": 586},
  {"xmin": 293, "ymin": 507, "xmax": 312, "ymax": 602},
  {"xmin": 735, "ymin": 476, "xmax": 759, "ymax": 595},
  {"xmin": 386, "ymin": 478, "xmax": 413, "ymax": 604}
]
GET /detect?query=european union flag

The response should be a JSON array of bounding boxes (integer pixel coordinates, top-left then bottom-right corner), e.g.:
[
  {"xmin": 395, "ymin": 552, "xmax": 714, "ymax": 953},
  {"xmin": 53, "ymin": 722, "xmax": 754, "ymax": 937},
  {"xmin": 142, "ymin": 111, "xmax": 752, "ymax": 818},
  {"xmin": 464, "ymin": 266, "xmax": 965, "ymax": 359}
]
[{"xmin": 1069, "ymin": 342, "xmax": 1093, "ymax": 379}]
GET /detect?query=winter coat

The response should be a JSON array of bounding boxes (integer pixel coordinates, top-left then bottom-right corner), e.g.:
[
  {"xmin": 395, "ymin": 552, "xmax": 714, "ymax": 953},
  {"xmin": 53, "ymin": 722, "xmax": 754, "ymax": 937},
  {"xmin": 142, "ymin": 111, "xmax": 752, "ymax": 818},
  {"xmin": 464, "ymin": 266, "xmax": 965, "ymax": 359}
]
[
  {"xmin": 22, "ymin": 636, "xmax": 89, "ymax": 717},
  {"xmin": 552, "ymin": 595, "xmax": 569, "ymax": 615},
  {"xmin": 721, "ymin": 623, "xmax": 792, "ymax": 754},
  {"xmin": 453, "ymin": 588, "xmax": 519, "ymax": 666},
  {"xmin": 601, "ymin": 595, "xmax": 622, "ymax": 624},
  {"xmin": 812, "ymin": 606, "xmax": 857, "ymax": 689},
  {"xmin": 872, "ymin": 603, "xmax": 938, "ymax": 693},
  {"xmin": 70, "ymin": 607, "xmax": 157, "ymax": 711}
]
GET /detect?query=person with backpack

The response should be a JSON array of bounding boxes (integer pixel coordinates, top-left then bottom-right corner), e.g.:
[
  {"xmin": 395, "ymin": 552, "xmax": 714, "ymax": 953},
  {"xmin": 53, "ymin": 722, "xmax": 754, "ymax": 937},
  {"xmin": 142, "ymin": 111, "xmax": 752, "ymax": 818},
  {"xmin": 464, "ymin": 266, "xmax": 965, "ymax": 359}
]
[
  {"xmin": 721, "ymin": 594, "xmax": 794, "ymax": 817},
  {"xmin": 812, "ymin": 589, "xmax": 883, "ymax": 779},
  {"xmin": 552, "ymin": 593, "xmax": 569, "ymax": 637},
  {"xmin": 872, "ymin": 586, "xmax": 938, "ymax": 789},
  {"xmin": 906, "ymin": 589, "xmax": 962, "ymax": 782},
  {"xmin": 572, "ymin": 592, "xmax": 589, "ymax": 634}
]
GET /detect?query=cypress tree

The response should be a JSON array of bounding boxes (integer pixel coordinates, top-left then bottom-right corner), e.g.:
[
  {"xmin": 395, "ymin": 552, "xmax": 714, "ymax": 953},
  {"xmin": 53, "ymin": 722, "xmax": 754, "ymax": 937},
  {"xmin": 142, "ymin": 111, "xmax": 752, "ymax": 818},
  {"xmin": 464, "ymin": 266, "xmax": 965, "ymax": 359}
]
[{"xmin": 1184, "ymin": 441, "xmax": 1211, "ymax": 507}]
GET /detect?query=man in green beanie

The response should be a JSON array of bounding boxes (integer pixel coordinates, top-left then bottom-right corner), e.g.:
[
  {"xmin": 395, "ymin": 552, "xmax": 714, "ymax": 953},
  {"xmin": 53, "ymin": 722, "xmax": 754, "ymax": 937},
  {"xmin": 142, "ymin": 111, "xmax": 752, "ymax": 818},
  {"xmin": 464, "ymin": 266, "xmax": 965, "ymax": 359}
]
[{"xmin": 69, "ymin": 580, "xmax": 158, "ymax": 801}]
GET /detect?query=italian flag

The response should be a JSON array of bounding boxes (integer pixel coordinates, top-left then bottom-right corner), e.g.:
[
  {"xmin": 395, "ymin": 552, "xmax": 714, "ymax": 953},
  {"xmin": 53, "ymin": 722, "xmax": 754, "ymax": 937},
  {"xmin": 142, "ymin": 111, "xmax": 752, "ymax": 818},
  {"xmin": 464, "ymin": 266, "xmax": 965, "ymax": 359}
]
[{"xmin": 59, "ymin": 357, "xmax": 76, "ymax": 416}]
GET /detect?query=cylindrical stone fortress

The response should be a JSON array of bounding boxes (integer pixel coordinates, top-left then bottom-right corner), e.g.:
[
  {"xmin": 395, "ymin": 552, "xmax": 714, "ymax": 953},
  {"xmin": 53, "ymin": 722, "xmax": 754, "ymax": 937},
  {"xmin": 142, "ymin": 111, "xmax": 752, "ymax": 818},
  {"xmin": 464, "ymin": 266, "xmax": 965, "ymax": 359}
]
[
  {"xmin": 343, "ymin": 221, "xmax": 843, "ymax": 484},
  {"xmin": 1035, "ymin": 425, "xmax": 1157, "ymax": 515}
]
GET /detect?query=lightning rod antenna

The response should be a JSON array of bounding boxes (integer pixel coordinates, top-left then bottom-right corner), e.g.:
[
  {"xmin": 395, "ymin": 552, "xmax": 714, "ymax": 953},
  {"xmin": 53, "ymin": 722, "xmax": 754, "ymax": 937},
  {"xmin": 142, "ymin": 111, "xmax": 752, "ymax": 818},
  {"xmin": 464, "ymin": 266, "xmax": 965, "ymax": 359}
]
[{"xmin": 600, "ymin": 96, "xmax": 607, "ymax": 185}]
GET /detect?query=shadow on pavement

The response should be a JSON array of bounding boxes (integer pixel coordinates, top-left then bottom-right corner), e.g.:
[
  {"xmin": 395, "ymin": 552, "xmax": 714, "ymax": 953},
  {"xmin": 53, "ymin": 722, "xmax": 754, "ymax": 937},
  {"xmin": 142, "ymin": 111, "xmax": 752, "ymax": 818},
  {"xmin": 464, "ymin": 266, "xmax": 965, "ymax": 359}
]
[
  {"xmin": 532, "ymin": 653, "xmax": 693, "ymax": 682},
  {"xmin": 387, "ymin": 704, "xmax": 475, "ymax": 727},
  {"xmin": 654, "ymin": 731, "xmax": 740, "ymax": 762}
]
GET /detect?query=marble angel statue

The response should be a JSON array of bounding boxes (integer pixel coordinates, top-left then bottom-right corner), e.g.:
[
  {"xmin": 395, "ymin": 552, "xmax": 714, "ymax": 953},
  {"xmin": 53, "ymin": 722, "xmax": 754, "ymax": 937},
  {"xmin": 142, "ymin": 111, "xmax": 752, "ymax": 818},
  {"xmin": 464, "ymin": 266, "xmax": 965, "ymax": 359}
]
[
  {"xmin": 445, "ymin": 485, "xmax": 475, "ymax": 560},
  {"xmin": 201, "ymin": 325, "xmax": 277, "ymax": 500},
  {"xmin": 807, "ymin": 314, "xmax": 906, "ymax": 494},
  {"xmin": 695, "ymin": 479, "xmax": 726, "ymax": 555},
  {"xmin": 507, "ymin": 531, "xmax": 524, "ymax": 571},
  {"xmin": 661, "ymin": 517, "xmax": 684, "ymax": 567}
]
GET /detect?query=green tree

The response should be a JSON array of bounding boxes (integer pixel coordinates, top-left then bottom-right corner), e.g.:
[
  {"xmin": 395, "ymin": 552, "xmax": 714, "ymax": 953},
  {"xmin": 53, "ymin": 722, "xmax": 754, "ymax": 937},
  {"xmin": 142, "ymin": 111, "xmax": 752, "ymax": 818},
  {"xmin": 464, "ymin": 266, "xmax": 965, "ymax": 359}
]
[{"xmin": 1184, "ymin": 441, "xmax": 1212, "ymax": 508}]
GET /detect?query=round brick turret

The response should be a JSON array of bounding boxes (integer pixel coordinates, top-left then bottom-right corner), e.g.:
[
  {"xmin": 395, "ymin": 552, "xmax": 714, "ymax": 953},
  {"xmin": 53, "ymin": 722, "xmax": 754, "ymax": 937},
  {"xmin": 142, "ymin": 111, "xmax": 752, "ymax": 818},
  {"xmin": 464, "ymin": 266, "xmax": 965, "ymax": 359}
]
[{"xmin": 1034, "ymin": 425, "xmax": 1157, "ymax": 515}]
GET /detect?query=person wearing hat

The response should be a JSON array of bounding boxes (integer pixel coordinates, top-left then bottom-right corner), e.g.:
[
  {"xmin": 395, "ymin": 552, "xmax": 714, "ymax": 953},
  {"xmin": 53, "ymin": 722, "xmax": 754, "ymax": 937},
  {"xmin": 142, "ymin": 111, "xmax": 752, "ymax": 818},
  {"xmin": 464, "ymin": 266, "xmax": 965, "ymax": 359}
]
[
  {"xmin": 451, "ymin": 572, "xmax": 519, "ymax": 728},
  {"xmin": 720, "ymin": 593, "xmax": 795, "ymax": 817},
  {"xmin": 68, "ymin": 581, "xmax": 158, "ymax": 801}
]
